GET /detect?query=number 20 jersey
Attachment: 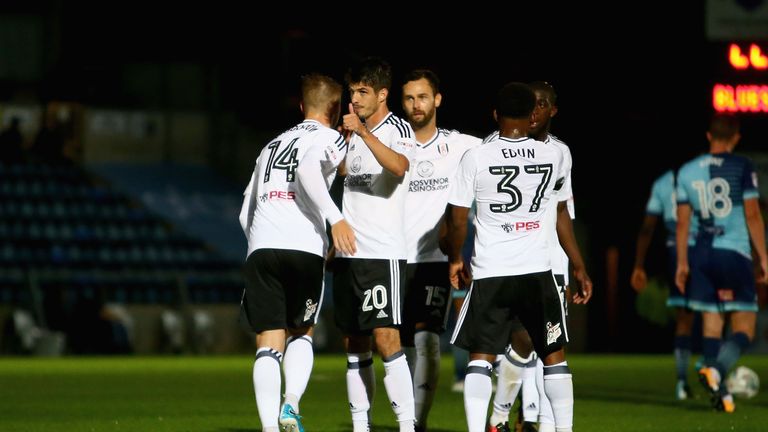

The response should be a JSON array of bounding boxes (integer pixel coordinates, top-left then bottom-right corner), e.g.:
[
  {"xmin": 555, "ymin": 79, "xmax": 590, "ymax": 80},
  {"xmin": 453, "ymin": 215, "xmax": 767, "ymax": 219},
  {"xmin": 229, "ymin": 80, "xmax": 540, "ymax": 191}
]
[{"xmin": 449, "ymin": 135, "xmax": 566, "ymax": 279}]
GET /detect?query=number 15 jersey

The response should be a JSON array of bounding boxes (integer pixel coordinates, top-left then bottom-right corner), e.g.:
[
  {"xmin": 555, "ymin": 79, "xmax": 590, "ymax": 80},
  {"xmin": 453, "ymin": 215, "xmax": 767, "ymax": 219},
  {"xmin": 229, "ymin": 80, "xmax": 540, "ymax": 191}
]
[{"xmin": 449, "ymin": 135, "xmax": 566, "ymax": 279}]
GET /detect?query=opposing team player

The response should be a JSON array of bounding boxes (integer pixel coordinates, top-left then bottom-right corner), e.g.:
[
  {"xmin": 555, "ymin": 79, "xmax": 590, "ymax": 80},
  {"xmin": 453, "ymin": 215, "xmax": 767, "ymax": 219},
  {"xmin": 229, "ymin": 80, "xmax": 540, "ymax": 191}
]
[
  {"xmin": 631, "ymin": 168, "xmax": 697, "ymax": 400},
  {"xmin": 675, "ymin": 114, "xmax": 768, "ymax": 413}
]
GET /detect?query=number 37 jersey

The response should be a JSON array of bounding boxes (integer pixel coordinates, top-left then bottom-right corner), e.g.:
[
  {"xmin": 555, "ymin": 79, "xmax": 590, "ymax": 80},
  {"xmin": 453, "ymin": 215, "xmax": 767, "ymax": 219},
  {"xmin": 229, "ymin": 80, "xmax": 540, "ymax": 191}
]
[{"xmin": 449, "ymin": 136, "xmax": 566, "ymax": 279}]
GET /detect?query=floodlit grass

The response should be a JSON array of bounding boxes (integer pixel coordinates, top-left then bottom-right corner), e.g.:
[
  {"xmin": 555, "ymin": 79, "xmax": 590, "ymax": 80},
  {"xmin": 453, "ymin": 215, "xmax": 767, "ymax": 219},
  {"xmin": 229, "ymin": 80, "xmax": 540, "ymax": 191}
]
[{"xmin": 0, "ymin": 354, "xmax": 766, "ymax": 431}]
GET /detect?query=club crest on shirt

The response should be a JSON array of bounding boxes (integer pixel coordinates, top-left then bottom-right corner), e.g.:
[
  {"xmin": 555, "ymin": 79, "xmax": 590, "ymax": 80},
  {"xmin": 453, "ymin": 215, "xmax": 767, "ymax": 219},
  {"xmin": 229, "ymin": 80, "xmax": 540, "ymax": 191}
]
[
  {"xmin": 350, "ymin": 156, "xmax": 362, "ymax": 173},
  {"xmin": 437, "ymin": 142, "xmax": 449, "ymax": 156},
  {"xmin": 304, "ymin": 299, "xmax": 318, "ymax": 322},
  {"xmin": 546, "ymin": 321, "xmax": 561, "ymax": 345},
  {"xmin": 416, "ymin": 161, "xmax": 434, "ymax": 178}
]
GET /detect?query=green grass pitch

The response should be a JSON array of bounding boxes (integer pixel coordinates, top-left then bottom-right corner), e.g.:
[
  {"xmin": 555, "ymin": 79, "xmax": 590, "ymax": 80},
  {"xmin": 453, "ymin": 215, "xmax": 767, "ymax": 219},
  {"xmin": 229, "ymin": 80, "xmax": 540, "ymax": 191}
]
[{"xmin": 0, "ymin": 354, "xmax": 766, "ymax": 431}]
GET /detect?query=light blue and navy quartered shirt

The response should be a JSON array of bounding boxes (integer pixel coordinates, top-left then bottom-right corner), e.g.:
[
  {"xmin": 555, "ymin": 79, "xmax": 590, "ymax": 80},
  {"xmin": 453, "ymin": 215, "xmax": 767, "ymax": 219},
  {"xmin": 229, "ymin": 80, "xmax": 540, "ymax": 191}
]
[
  {"xmin": 676, "ymin": 152, "xmax": 759, "ymax": 258},
  {"xmin": 645, "ymin": 170, "xmax": 677, "ymax": 247}
]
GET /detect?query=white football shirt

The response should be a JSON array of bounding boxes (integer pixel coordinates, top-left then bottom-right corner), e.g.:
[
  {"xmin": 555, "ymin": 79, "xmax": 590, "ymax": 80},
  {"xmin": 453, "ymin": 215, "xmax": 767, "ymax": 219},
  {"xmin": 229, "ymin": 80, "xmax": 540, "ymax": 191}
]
[
  {"xmin": 450, "ymin": 135, "xmax": 565, "ymax": 279},
  {"xmin": 340, "ymin": 112, "xmax": 416, "ymax": 259},
  {"xmin": 405, "ymin": 129, "xmax": 481, "ymax": 263},
  {"xmin": 241, "ymin": 120, "xmax": 346, "ymax": 258},
  {"xmin": 543, "ymin": 134, "xmax": 574, "ymax": 282}
]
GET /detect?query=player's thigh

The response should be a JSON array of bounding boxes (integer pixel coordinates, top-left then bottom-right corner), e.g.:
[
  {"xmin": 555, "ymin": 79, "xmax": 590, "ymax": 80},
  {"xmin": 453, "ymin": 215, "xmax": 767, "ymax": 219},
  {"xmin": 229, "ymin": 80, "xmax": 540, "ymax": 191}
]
[
  {"xmin": 516, "ymin": 271, "xmax": 568, "ymax": 359},
  {"xmin": 241, "ymin": 249, "xmax": 287, "ymax": 333},
  {"xmin": 334, "ymin": 258, "xmax": 405, "ymax": 334},
  {"xmin": 402, "ymin": 262, "xmax": 452, "ymax": 334},
  {"xmin": 711, "ymin": 249, "xmax": 758, "ymax": 313},
  {"xmin": 280, "ymin": 250, "xmax": 325, "ymax": 329},
  {"xmin": 687, "ymin": 247, "xmax": 720, "ymax": 313},
  {"xmin": 451, "ymin": 277, "xmax": 515, "ymax": 355}
]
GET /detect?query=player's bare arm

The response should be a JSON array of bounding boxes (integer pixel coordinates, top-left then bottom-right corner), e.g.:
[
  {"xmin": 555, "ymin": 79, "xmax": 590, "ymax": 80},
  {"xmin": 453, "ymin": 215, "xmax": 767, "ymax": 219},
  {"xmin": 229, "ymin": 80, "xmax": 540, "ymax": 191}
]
[
  {"xmin": 631, "ymin": 214, "xmax": 659, "ymax": 292},
  {"xmin": 675, "ymin": 203, "xmax": 692, "ymax": 293},
  {"xmin": 555, "ymin": 201, "xmax": 592, "ymax": 303},
  {"xmin": 444, "ymin": 204, "xmax": 471, "ymax": 289}
]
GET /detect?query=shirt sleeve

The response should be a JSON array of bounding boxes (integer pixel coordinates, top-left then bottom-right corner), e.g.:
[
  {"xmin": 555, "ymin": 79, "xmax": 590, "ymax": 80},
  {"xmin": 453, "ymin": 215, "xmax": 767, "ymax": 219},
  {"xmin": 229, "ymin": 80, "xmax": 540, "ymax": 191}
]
[
  {"xmin": 323, "ymin": 131, "xmax": 348, "ymax": 168},
  {"xmin": 387, "ymin": 123, "xmax": 417, "ymax": 158},
  {"xmin": 239, "ymin": 169, "xmax": 257, "ymax": 235},
  {"xmin": 743, "ymin": 158, "xmax": 759, "ymax": 200},
  {"xmin": 298, "ymin": 141, "xmax": 344, "ymax": 225},
  {"xmin": 449, "ymin": 149, "xmax": 477, "ymax": 208},
  {"xmin": 556, "ymin": 146, "xmax": 573, "ymax": 204},
  {"xmin": 646, "ymin": 177, "xmax": 663, "ymax": 215}
]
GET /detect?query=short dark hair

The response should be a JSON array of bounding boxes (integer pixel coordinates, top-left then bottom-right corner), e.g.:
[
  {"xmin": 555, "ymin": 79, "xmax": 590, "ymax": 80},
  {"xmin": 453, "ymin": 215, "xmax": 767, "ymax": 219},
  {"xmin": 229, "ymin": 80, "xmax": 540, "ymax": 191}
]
[
  {"xmin": 301, "ymin": 73, "xmax": 342, "ymax": 113},
  {"xmin": 496, "ymin": 82, "xmax": 536, "ymax": 119},
  {"xmin": 528, "ymin": 81, "xmax": 557, "ymax": 105},
  {"xmin": 345, "ymin": 57, "xmax": 392, "ymax": 91},
  {"xmin": 709, "ymin": 114, "xmax": 740, "ymax": 140},
  {"xmin": 403, "ymin": 69, "xmax": 440, "ymax": 95}
]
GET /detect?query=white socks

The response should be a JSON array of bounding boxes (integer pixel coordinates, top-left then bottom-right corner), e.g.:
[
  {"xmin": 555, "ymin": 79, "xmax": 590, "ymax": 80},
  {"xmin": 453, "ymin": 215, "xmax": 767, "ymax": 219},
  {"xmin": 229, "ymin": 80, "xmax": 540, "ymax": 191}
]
[
  {"xmin": 489, "ymin": 349, "xmax": 527, "ymax": 425},
  {"xmin": 383, "ymin": 352, "xmax": 416, "ymax": 431},
  {"xmin": 253, "ymin": 348, "xmax": 283, "ymax": 430},
  {"xmin": 403, "ymin": 345, "xmax": 416, "ymax": 377},
  {"xmin": 464, "ymin": 359, "xmax": 494, "ymax": 432},
  {"xmin": 283, "ymin": 335, "xmax": 313, "ymax": 413},
  {"xmin": 413, "ymin": 331, "xmax": 440, "ymax": 428},
  {"xmin": 536, "ymin": 358, "xmax": 555, "ymax": 428},
  {"xmin": 521, "ymin": 356, "xmax": 539, "ymax": 422},
  {"xmin": 543, "ymin": 361, "xmax": 573, "ymax": 432},
  {"xmin": 347, "ymin": 352, "xmax": 375, "ymax": 432}
]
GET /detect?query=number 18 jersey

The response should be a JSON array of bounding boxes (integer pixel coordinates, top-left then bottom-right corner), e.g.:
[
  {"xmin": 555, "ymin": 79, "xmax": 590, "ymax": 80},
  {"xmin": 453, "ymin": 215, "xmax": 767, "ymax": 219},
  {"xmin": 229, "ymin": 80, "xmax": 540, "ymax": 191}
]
[
  {"xmin": 449, "ymin": 135, "xmax": 565, "ymax": 279},
  {"xmin": 676, "ymin": 152, "xmax": 759, "ymax": 257}
]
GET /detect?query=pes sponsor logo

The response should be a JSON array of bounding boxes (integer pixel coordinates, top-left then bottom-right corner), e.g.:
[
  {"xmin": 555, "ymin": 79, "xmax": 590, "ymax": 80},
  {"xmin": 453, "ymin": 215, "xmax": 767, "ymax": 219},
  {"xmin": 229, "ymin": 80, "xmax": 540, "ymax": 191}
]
[
  {"xmin": 266, "ymin": 190, "xmax": 296, "ymax": 200},
  {"xmin": 501, "ymin": 221, "xmax": 541, "ymax": 233}
]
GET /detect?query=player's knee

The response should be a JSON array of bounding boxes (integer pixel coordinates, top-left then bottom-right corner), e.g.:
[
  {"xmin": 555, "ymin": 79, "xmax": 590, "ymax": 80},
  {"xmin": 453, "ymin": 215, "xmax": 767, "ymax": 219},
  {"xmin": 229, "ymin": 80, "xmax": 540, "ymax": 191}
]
[
  {"xmin": 287, "ymin": 325, "xmax": 313, "ymax": 338},
  {"xmin": 373, "ymin": 327, "xmax": 401, "ymax": 357},
  {"xmin": 345, "ymin": 335, "xmax": 372, "ymax": 353},
  {"xmin": 510, "ymin": 332, "xmax": 534, "ymax": 358},
  {"xmin": 414, "ymin": 330, "xmax": 440, "ymax": 355},
  {"xmin": 507, "ymin": 345, "xmax": 536, "ymax": 364}
]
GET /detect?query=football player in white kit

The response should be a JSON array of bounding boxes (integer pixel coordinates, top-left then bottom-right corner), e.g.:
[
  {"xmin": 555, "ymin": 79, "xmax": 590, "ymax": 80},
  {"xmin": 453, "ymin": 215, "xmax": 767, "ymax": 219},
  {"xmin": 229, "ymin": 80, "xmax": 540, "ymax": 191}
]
[
  {"xmin": 445, "ymin": 82, "xmax": 592, "ymax": 432},
  {"xmin": 239, "ymin": 74, "xmax": 356, "ymax": 432},
  {"xmin": 400, "ymin": 69, "xmax": 481, "ymax": 432},
  {"xmin": 489, "ymin": 82, "xmax": 576, "ymax": 432},
  {"xmin": 333, "ymin": 57, "xmax": 417, "ymax": 432}
]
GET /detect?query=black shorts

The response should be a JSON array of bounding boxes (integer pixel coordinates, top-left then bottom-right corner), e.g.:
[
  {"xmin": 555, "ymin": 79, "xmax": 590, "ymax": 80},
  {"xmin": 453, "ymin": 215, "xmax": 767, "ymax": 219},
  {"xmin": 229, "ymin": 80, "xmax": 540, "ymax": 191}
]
[
  {"xmin": 333, "ymin": 258, "xmax": 406, "ymax": 335},
  {"xmin": 402, "ymin": 262, "xmax": 452, "ymax": 335},
  {"xmin": 451, "ymin": 270, "xmax": 568, "ymax": 358},
  {"xmin": 240, "ymin": 249, "xmax": 325, "ymax": 333},
  {"xmin": 554, "ymin": 273, "xmax": 567, "ymax": 317}
]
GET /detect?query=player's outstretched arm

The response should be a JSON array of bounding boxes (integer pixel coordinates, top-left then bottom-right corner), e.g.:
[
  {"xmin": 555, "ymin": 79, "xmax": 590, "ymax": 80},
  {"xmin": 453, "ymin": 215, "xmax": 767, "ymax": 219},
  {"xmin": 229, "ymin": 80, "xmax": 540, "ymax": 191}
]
[
  {"xmin": 297, "ymin": 148, "xmax": 356, "ymax": 256},
  {"xmin": 445, "ymin": 204, "xmax": 471, "ymax": 289},
  {"xmin": 674, "ymin": 204, "xmax": 692, "ymax": 293},
  {"xmin": 630, "ymin": 214, "xmax": 658, "ymax": 292},
  {"xmin": 555, "ymin": 201, "xmax": 592, "ymax": 304}
]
